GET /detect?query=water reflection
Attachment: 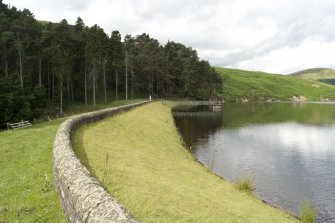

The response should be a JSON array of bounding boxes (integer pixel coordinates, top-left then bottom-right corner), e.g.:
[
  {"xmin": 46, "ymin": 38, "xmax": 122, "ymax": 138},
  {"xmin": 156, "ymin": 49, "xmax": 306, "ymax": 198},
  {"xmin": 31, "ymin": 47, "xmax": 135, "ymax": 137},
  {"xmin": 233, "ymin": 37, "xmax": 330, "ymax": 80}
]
[
  {"xmin": 236, "ymin": 123, "xmax": 335, "ymax": 154},
  {"xmin": 221, "ymin": 102, "xmax": 335, "ymax": 127},
  {"xmin": 173, "ymin": 103, "xmax": 335, "ymax": 222},
  {"xmin": 173, "ymin": 108, "xmax": 222, "ymax": 148}
]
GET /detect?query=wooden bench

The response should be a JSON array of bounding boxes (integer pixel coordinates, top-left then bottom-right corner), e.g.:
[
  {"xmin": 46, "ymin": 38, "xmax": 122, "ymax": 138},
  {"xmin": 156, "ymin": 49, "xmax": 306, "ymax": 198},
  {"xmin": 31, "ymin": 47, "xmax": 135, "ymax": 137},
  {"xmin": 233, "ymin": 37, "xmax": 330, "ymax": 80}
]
[{"xmin": 7, "ymin": 120, "xmax": 32, "ymax": 130}]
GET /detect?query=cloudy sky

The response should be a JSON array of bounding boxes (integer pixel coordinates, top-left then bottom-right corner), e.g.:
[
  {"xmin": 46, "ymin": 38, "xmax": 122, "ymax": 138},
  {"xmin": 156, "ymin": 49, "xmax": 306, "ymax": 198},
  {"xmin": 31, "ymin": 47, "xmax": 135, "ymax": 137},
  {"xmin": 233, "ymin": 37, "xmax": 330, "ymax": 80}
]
[{"xmin": 4, "ymin": 0, "xmax": 335, "ymax": 74}]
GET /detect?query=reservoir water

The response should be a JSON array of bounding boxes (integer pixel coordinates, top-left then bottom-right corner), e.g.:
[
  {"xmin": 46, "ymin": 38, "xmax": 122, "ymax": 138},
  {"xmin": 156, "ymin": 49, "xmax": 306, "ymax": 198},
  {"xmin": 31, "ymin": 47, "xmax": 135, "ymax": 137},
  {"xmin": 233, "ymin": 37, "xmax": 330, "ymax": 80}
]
[{"xmin": 173, "ymin": 103, "xmax": 335, "ymax": 222}]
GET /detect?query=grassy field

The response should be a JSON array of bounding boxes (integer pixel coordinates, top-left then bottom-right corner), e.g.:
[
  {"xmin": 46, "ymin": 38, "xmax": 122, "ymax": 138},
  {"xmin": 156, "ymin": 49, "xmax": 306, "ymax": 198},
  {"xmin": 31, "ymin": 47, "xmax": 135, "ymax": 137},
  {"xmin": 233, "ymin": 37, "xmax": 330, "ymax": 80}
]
[
  {"xmin": 0, "ymin": 99, "xmax": 143, "ymax": 223},
  {"xmin": 0, "ymin": 119, "xmax": 67, "ymax": 223},
  {"xmin": 290, "ymin": 68, "xmax": 335, "ymax": 85},
  {"xmin": 216, "ymin": 67, "xmax": 335, "ymax": 101},
  {"xmin": 72, "ymin": 102, "xmax": 298, "ymax": 223}
]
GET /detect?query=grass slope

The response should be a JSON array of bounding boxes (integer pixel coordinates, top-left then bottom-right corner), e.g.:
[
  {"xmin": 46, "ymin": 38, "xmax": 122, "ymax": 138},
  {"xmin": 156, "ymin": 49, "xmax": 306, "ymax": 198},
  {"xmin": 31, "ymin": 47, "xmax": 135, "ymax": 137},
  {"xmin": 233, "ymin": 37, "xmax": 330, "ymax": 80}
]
[
  {"xmin": 216, "ymin": 67, "xmax": 335, "ymax": 101},
  {"xmin": 290, "ymin": 68, "xmax": 335, "ymax": 85},
  {"xmin": 0, "ymin": 99, "xmax": 143, "ymax": 223},
  {"xmin": 72, "ymin": 102, "xmax": 298, "ymax": 223},
  {"xmin": 0, "ymin": 119, "xmax": 67, "ymax": 223}
]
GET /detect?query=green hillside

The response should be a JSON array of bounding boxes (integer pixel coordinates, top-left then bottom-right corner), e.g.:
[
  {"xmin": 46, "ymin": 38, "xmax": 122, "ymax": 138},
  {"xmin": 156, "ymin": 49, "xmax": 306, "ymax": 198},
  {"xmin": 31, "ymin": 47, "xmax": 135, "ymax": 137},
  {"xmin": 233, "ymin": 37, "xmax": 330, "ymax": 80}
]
[
  {"xmin": 290, "ymin": 68, "xmax": 335, "ymax": 85},
  {"xmin": 215, "ymin": 67, "xmax": 335, "ymax": 102}
]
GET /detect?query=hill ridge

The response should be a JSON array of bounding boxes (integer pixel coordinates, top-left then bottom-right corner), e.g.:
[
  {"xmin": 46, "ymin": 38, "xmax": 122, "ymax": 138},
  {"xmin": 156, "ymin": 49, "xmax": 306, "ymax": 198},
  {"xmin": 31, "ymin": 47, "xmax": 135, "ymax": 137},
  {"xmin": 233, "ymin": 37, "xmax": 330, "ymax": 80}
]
[
  {"xmin": 290, "ymin": 67, "xmax": 335, "ymax": 76},
  {"xmin": 288, "ymin": 67, "xmax": 335, "ymax": 85},
  {"xmin": 215, "ymin": 66, "xmax": 335, "ymax": 102}
]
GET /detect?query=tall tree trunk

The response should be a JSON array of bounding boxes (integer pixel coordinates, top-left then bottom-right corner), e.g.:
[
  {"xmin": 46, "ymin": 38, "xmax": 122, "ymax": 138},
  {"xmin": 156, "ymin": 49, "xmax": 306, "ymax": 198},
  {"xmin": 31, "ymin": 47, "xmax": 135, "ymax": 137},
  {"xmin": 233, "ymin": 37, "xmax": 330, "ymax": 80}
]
[
  {"xmin": 148, "ymin": 70, "xmax": 151, "ymax": 95},
  {"xmin": 125, "ymin": 51, "xmax": 128, "ymax": 100},
  {"xmin": 93, "ymin": 63, "xmax": 96, "ymax": 108},
  {"xmin": 60, "ymin": 63, "xmax": 65, "ymax": 113},
  {"xmin": 151, "ymin": 70, "xmax": 154, "ymax": 96},
  {"xmin": 47, "ymin": 60, "xmax": 50, "ymax": 104},
  {"xmin": 161, "ymin": 76, "xmax": 164, "ymax": 98},
  {"xmin": 16, "ymin": 59, "xmax": 19, "ymax": 77},
  {"xmin": 60, "ymin": 79, "xmax": 63, "ymax": 113},
  {"xmin": 5, "ymin": 58, "xmax": 8, "ymax": 78},
  {"xmin": 71, "ymin": 80, "xmax": 74, "ymax": 102},
  {"xmin": 67, "ymin": 76, "xmax": 70, "ymax": 100},
  {"xmin": 52, "ymin": 71, "xmax": 55, "ymax": 102},
  {"xmin": 115, "ymin": 68, "xmax": 118, "ymax": 100},
  {"xmin": 103, "ymin": 60, "xmax": 107, "ymax": 103},
  {"xmin": 145, "ymin": 70, "xmax": 148, "ymax": 95},
  {"xmin": 17, "ymin": 35, "xmax": 23, "ymax": 89},
  {"xmin": 3, "ymin": 42, "xmax": 8, "ymax": 78},
  {"xmin": 148, "ymin": 69, "xmax": 152, "ymax": 96},
  {"xmin": 156, "ymin": 73, "xmax": 159, "ymax": 97},
  {"xmin": 84, "ymin": 65, "xmax": 87, "ymax": 106},
  {"xmin": 38, "ymin": 51, "xmax": 42, "ymax": 87},
  {"xmin": 131, "ymin": 69, "xmax": 134, "ymax": 99}
]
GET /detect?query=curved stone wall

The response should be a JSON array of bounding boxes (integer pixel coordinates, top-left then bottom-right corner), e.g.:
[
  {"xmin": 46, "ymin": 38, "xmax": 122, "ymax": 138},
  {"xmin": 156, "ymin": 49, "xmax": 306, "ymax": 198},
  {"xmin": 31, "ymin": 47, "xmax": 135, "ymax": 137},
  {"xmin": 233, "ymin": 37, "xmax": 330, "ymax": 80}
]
[{"xmin": 53, "ymin": 102, "xmax": 149, "ymax": 223}]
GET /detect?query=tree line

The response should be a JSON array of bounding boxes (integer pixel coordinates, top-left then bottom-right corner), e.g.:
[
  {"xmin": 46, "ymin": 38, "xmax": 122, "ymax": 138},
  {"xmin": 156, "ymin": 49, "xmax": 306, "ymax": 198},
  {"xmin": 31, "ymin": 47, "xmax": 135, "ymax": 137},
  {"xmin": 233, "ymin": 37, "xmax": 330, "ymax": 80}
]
[{"xmin": 0, "ymin": 0, "xmax": 222, "ymax": 126}]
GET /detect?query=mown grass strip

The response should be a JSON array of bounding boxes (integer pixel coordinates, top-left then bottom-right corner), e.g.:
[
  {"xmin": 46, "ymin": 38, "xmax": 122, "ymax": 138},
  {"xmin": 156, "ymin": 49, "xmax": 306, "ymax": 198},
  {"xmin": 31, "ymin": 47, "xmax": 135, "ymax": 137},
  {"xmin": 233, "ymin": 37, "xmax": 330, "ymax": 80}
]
[{"xmin": 72, "ymin": 102, "xmax": 298, "ymax": 223}]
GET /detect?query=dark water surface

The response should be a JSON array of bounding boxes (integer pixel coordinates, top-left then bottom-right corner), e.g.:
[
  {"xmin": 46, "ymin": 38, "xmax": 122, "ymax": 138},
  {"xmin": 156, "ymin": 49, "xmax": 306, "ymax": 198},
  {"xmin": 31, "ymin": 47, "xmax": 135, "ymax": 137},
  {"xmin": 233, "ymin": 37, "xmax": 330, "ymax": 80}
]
[{"xmin": 173, "ymin": 103, "xmax": 335, "ymax": 222}]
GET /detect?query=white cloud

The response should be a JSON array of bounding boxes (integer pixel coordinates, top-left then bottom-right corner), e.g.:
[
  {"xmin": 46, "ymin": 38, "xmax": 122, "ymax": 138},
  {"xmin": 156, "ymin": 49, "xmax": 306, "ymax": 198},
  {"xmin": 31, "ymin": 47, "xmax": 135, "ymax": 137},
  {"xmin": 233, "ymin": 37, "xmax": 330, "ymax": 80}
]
[
  {"xmin": 231, "ymin": 39, "xmax": 335, "ymax": 74},
  {"xmin": 4, "ymin": 0, "xmax": 335, "ymax": 74},
  {"xmin": 236, "ymin": 123, "xmax": 335, "ymax": 154}
]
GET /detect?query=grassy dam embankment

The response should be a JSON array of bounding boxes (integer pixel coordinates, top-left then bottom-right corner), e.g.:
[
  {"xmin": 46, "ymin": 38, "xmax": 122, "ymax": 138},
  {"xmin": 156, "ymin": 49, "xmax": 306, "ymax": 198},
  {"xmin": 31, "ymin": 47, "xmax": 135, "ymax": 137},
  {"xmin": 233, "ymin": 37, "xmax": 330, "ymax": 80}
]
[{"xmin": 72, "ymin": 102, "xmax": 298, "ymax": 223}]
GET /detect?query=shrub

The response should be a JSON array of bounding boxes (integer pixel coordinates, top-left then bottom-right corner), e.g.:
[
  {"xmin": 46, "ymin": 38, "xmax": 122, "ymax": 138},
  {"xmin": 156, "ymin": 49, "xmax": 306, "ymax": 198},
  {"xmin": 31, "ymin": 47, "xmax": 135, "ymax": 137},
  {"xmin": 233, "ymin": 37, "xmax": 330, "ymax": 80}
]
[
  {"xmin": 299, "ymin": 200, "xmax": 317, "ymax": 223},
  {"xmin": 235, "ymin": 176, "xmax": 255, "ymax": 193}
]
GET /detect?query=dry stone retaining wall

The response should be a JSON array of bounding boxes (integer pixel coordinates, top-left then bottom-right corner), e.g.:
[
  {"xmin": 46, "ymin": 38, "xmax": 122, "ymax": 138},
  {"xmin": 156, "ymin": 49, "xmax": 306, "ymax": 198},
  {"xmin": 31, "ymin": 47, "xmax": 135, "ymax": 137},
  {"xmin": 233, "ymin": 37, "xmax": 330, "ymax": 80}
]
[{"xmin": 53, "ymin": 102, "xmax": 149, "ymax": 223}]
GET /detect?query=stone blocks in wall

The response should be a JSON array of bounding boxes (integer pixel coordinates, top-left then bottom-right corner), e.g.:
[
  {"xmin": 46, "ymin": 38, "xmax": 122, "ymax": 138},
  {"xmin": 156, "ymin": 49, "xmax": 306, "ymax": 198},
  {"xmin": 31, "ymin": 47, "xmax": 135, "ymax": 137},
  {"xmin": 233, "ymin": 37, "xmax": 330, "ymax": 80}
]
[{"xmin": 53, "ymin": 102, "xmax": 149, "ymax": 223}]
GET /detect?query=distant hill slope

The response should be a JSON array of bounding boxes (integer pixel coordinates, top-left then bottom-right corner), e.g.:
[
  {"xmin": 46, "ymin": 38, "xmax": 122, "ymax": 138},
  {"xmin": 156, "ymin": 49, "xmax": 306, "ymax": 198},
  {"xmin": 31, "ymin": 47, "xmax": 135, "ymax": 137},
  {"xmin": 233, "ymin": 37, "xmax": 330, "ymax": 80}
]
[
  {"xmin": 215, "ymin": 67, "xmax": 335, "ymax": 102},
  {"xmin": 290, "ymin": 68, "xmax": 335, "ymax": 85}
]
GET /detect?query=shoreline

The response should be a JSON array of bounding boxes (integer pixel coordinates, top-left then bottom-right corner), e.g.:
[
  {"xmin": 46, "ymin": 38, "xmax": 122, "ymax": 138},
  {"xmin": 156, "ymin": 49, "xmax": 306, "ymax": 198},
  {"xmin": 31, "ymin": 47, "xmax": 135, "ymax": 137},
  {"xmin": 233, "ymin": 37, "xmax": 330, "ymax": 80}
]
[
  {"xmin": 72, "ymin": 102, "xmax": 299, "ymax": 222},
  {"xmin": 170, "ymin": 103, "xmax": 300, "ymax": 220}
]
